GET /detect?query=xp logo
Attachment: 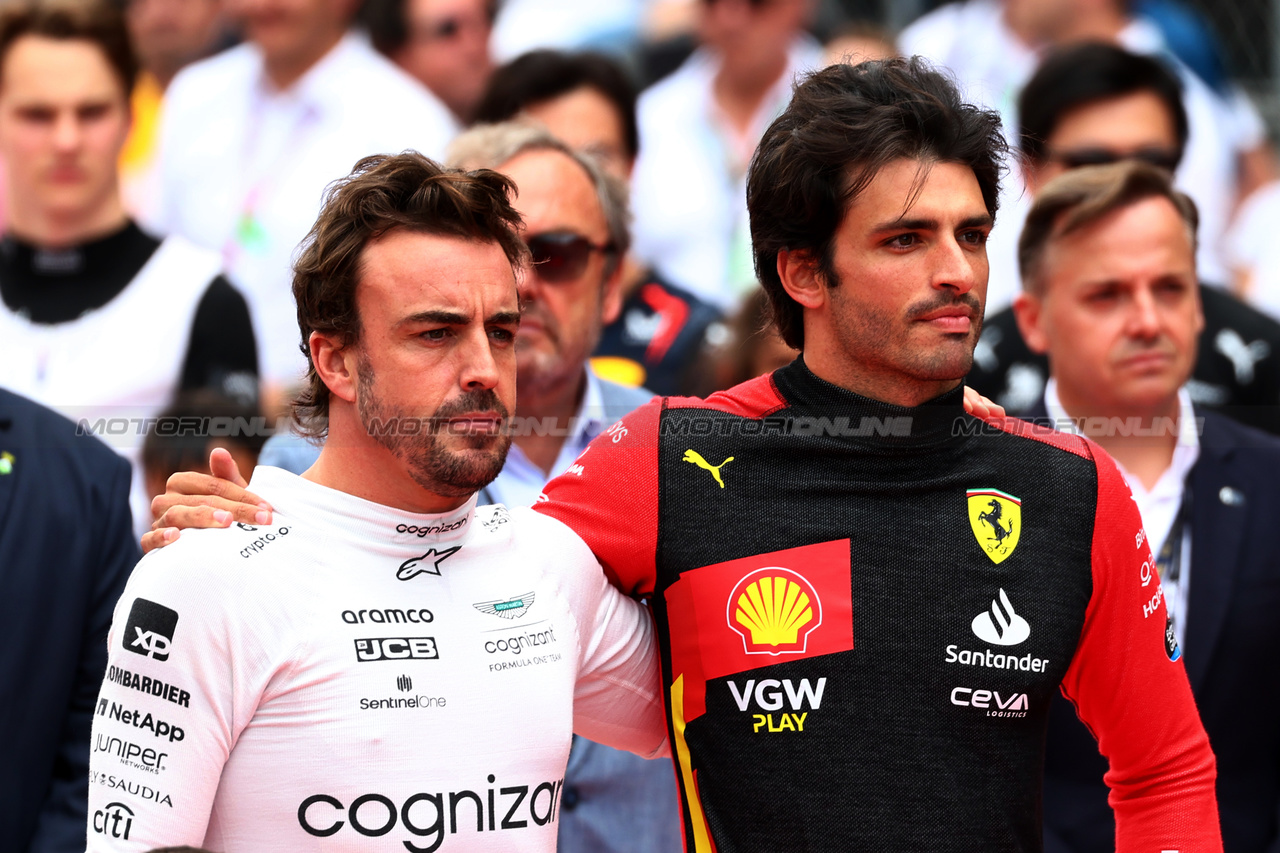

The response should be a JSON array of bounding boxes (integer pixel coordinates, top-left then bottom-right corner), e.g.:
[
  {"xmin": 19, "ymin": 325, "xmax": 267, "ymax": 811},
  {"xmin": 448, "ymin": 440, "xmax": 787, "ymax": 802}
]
[
  {"xmin": 123, "ymin": 598, "xmax": 179, "ymax": 661},
  {"xmin": 92, "ymin": 802, "xmax": 134, "ymax": 840},
  {"xmin": 727, "ymin": 567, "xmax": 822, "ymax": 655},
  {"xmin": 971, "ymin": 589, "xmax": 1030, "ymax": 646},
  {"xmin": 397, "ymin": 546, "xmax": 460, "ymax": 581}
]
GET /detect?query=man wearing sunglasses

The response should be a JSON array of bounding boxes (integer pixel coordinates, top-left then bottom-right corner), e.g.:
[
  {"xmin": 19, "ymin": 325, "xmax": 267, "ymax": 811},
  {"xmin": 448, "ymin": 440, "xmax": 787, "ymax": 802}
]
[{"xmin": 966, "ymin": 42, "xmax": 1280, "ymax": 437}]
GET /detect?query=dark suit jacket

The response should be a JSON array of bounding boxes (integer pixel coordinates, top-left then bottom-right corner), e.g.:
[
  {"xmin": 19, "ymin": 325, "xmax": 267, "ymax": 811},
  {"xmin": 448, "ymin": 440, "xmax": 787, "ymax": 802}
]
[
  {"xmin": 1026, "ymin": 404, "xmax": 1280, "ymax": 852},
  {"xmin": 0, "ymin": 389, "xmax": 139, "ymax": 852}
]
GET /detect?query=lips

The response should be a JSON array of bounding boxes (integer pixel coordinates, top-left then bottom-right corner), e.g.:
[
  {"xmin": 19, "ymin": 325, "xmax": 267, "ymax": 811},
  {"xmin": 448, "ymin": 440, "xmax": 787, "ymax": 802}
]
[
  {"xmin": 443, "ymin": 413, "xmax": 504, "ymax": 434},
  {"xmin": 916, "ymin": 305, "xmax": 975, "ymax": 333}
]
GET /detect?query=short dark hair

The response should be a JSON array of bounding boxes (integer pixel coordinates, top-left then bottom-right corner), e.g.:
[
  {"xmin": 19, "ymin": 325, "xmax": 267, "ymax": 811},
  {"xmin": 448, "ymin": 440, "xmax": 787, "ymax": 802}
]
[
  {"xmin": 291, "ymin": 152, "xmax": 528, "ymax": 438},
  {"xmin": 0, "ymin": 0, "xmax": 137, "ymax": 94},
  {"xmin": 361, "ymin": 0, "xmax": 497, "ymax": 56},
  {"xmin": 1018, "ymin": 161, "xmax": 1199, "ymax": 296},
  {"xmin": 472, "ymin": 49, "xmax": 640, "ymax": 161},
  {"xmin": 748, "ymin": 57, "xmax": 1006, "ymax": 349},
  {"xmin": 1018, "ymin": 42, "xmax": 1189, "ymax": 169}
]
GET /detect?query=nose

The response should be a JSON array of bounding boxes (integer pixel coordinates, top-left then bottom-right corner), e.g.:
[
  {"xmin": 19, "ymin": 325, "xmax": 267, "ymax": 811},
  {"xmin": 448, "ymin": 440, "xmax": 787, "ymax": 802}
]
[
  {"xmin": 459, "ymin": 329, "xmax": 502, "ymax": 392},
  {"xmin": 1126, "ymin": 286, "xmax": 1161, "ymax": 340},
  {"xmin": 933, "ymin": 235, "xmax": 983, "ymax": 296},
  {"xmin": 52, "ymin": 112, "xmax": 80, "ymax": 152}
]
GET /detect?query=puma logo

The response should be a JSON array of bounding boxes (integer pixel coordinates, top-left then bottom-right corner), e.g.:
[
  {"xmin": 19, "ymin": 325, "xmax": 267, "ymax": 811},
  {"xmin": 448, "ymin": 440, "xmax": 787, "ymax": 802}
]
[{"xmin": 683, "ymin": 449, "xmax": 733, "ymax": 489}]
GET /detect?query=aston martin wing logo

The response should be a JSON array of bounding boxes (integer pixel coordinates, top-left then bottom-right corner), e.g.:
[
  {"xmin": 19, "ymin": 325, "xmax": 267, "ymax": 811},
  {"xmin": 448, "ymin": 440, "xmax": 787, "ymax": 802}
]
[
  {"xmin": 966, "ymin": 488, "xmax": 1022, "ymax": 564},
  {"xmin": 473, "ymin": 592, "xmax": 535, "ymax": 619}
]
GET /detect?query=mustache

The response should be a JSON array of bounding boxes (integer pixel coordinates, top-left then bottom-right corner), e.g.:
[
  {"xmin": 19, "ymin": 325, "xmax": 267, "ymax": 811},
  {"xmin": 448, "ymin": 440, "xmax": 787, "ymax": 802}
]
[
  {"xmin": 433, "ymin": 389, "xmax": 510, "ymax": 421},
  {"xmin": 905, "ymin": 292, "xmax": 983, "ymax": 322}
]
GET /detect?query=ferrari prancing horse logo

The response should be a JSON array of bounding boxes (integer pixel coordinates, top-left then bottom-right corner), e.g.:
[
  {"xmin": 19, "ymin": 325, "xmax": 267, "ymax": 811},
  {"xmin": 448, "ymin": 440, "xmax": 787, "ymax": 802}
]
[{"xmin": 967, "ymin": 488, "xmax": 1022, "ymax": 564}]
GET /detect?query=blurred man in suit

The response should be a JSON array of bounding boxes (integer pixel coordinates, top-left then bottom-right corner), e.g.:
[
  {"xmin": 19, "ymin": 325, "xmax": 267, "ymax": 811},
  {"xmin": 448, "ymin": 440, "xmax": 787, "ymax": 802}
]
[
  {"xmin": 0, "ymin": 389, "xmax": 138, "ymax": 852},
  {"xmin": 1013, "ymin": 160, "xmax": 1280, "ymax": 853}
]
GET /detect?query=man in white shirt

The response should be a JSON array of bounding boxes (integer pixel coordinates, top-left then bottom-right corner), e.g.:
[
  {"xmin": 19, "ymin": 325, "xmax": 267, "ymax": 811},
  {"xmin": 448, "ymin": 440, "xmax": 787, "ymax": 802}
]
[
  {"xmin": 629, "ymin": 0, "xmax": 822, "ymax": 308},
  {"xmin": 900, "ymin": 0, "xmax": 1274, "ymax": 308},
  {"xmin": 88, "ymin": 151, "xmax": 665, "ymax": 851},
  {"xmin": 155, "ymin": 0, "xmax": 457, "ymax": 397},
  {"xmin": 1010, "ymin": 160, "xmax": 1280, "ymax": 852}
]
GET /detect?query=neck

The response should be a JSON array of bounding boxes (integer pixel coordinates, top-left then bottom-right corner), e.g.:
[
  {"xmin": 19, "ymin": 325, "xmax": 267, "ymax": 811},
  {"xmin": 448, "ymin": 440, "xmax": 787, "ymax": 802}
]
[
  {"xmin": 1055, "ymin": 386, "xmax": 1180, "ymax": 491},
  {"xmin": 512, "ymin": 371, "xmax": 587, "ymax": 475},
  {"xmin": 263, "ymin": 28, "xmax": 344, "ymax": 91},
  {"xmin": 8, "ymin": 195, "xmax": 128, "ymax": 249},
  {"xmin": 712, "ymin": 52, "xmax": 787, "ymax": 133},
  {"xmin": 801, "ymin": 340, "xmax": 964, "ymax": 408},
  {"xmin": 304, "ymin": 406, "xmax": 471, "ymax": 514}
]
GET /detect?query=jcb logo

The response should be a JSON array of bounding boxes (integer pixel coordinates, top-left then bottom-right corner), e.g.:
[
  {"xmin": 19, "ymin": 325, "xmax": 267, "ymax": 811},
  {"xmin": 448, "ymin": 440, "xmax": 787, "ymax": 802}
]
[
  {"xmin": 122, "ymin": 599, "xmax": 179, "ymax": 662},
  {"xmin": 354, "ymin": 637, "xmax": 439, "ymax": 662}
]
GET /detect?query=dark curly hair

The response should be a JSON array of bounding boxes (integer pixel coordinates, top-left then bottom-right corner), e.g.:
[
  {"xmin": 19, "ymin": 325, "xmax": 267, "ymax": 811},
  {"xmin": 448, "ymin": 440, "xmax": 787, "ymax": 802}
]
[{"xmin": 748, "ymin": 57, "xmax": 1007, "ymax": 349}]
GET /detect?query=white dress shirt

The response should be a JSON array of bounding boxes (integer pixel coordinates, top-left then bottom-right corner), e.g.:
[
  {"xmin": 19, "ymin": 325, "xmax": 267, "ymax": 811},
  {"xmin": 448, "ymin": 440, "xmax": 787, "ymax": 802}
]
[
  {"xmin": 629, "ymin": 39, "xmax": 823, "ymax": 309},
  {"xmin": 155, "ymin": 32, "xmax": 458, "ymax": 387},
  {"xmin": 1045, "ymin": 380, "xmax": 1199, "ymax": 644}
]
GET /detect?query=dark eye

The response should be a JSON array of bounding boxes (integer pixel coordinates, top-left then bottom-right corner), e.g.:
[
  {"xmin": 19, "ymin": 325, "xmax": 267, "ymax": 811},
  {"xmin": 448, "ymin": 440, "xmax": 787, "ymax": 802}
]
[
  {"xmin": 489, "ymin": 328, "xmax": 516, "ymax": 344},
  {"xmin": 888, "ymin": 233, "xmax": 918, "ymax": 248},
  {"xmin": 420, "ymin": 328, "xmax": 449, "ymax": 341},
  {"xmin": 960, "ymin": 229, "xmax": 988, "ymax": 245}
]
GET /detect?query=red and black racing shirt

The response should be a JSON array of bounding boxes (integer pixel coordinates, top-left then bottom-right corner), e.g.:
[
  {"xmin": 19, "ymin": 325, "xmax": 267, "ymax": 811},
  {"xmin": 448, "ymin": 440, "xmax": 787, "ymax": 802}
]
[{"xmin": 535, "ymin": 358, "xmax": 1219, "ymax": 852}]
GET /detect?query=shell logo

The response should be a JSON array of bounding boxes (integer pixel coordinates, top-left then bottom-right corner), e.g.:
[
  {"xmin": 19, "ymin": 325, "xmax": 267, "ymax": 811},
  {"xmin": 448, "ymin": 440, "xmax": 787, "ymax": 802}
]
[{"xmin": 727, "ymin": 568, "xmax": 823, "ymax": 655}]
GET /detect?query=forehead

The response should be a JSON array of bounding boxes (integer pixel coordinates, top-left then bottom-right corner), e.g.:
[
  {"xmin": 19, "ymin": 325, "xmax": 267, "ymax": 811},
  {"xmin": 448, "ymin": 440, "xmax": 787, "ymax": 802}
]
[
  {"xmin": 843, "ymin": 158, "xmax": 987, "ymax": 224},
  {"xmin": 498, "ymin": 148, "xmax": 607, "ymax": 236},
  {"xmin": 356, "ymin": 229, "xmax": 517, "ymax": 319},
  {"xmin": 0, "ymin": 35, "xmax": 126, "ymax": 102},
  {"xmin": 1049, "ymin": 90, "xmax": 1178, "ymax": 150},
  {"xmin": 524, "ymin": 87, "xmax": 625, "ymax": 150},
  {"xmin": 1043, "ymin": 195, "xmax": 1195, "ymax": 284}
]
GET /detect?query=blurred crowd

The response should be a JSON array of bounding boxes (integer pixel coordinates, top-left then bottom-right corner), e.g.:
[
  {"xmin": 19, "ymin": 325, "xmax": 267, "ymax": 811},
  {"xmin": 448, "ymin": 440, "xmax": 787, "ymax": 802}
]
[{"xmin": 4, "ymin": 0, "xmax": 1280, "ymax": 851}]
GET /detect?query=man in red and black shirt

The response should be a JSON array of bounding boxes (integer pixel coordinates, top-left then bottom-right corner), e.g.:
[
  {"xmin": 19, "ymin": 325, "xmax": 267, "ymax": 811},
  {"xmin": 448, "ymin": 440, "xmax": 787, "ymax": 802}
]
[{"xmin": 535, "ymin": 58, "xmax": 1220, "ymax": 851}]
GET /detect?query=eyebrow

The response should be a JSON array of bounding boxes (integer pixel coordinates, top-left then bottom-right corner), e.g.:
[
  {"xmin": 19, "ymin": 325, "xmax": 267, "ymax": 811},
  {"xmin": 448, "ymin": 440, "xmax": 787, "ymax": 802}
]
[
  {"xmin": 398, "ymin": 309, "xmax": 522, "ymax": 327},
  {"xmin": 869, "ymin": 214, "xmax": 994, "ymax": 234}
]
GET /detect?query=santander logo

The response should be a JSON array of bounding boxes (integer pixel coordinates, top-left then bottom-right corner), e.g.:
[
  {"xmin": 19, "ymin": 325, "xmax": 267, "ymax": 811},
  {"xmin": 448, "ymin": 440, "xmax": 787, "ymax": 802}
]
[{"xmin": 971, "ymin": 589, "xmax": 1030, "ymax": 646}]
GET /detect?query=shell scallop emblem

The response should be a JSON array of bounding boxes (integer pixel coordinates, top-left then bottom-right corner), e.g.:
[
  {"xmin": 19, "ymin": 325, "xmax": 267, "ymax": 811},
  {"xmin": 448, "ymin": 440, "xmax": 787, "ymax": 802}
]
[{"xmin": 727, "ymin": 568, "xmax": 823, "ymax": 655}]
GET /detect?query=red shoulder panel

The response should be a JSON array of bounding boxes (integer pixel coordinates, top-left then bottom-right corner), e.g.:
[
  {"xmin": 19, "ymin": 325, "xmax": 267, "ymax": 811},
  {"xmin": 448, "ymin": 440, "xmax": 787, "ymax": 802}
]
[
  {"xmin": 534, "ymin": 398, "xmax": 663, "ymax": 597},
  {"xmin": 666, "ymin": 374, "xmax": 788, "ymax": 419},
  {"xmin": 979, "ymin": 415, "xmax": 1092, "ymax": 461}
]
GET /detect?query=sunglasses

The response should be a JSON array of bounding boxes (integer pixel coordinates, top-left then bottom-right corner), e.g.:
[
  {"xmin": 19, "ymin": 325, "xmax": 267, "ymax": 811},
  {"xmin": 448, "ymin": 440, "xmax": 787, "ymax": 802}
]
[
  {"xmin": 1047, "ymin": 146, "xmax": 1180, "ymax": 173},
  {"xmin": 526, "ymin": 233, "xmax": 616, "ymax": 284}
]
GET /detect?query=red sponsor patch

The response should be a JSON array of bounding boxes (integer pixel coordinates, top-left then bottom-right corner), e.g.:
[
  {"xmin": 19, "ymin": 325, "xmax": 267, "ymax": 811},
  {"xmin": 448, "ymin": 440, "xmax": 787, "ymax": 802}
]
[{"xmin": 665, "ymin": 540, "xmax": 852, "ymax": 723}]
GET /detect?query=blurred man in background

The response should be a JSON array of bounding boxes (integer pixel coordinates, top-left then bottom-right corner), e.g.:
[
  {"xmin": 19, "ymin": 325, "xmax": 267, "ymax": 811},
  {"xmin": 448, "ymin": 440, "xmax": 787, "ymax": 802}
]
[
  {"xmin": 362, "ymin": 0, "xmax": 494, "ymax": 123},
  {"xmin": 119, "ymin": 0, "xmax": 229, "ymax": 222},
  {"xmin": 966, "ymin": 43, "xmax": 1280, "ymax": 436},
  {"xmin": 629, "ymin": 0, "xmax": 821, "ymax": 307},
  {"xmin": 0, "ymin": 388, "xmax": 138, "ymax": 853},
  {"xmin": 1012, "ymin": 160, "xmax": 1280, "ymax": 853},
  {"xmin": 154, "ymin": 0, "xmax": 456, "ymax": 403},
  {"xmin": 474, "ymin": 49, "xmax": 724, "ymax": 396},
  {"xmin": 0, "ymin": 0, "xmax": 257, "ymax": 533}
]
